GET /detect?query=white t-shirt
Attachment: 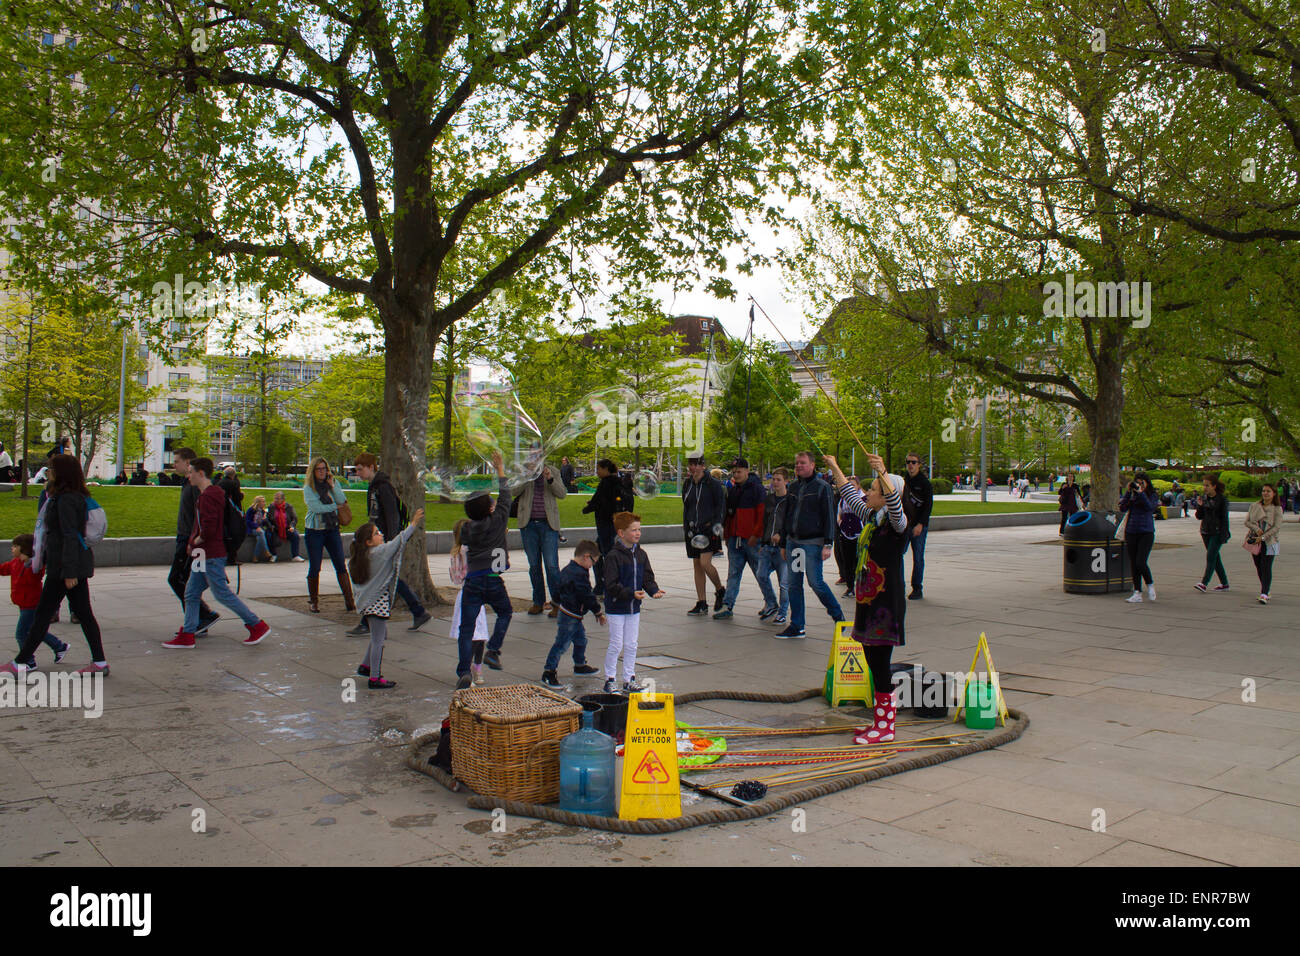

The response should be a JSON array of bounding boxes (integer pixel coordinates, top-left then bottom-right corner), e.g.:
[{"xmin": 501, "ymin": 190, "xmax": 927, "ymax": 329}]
[{"xmin": 0, "ymin": 451, "xmax": 12, "ymax": 469}]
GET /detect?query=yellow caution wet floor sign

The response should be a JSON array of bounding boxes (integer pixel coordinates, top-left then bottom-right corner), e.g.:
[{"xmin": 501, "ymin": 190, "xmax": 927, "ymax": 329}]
[
  {"xmin": 619, "ymin": 692, "xmax": 681, "ymax": 820},
  {"xmin": 825, "ymin": 621, "xmax": 873, "ymax": 708},
  {"xmin": 953, "ymin": 631, "xmax": 1009, "ymax": 727}
]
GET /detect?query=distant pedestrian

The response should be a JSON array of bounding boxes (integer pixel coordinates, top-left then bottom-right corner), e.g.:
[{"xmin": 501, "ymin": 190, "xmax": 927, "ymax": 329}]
[
  {"xmin": 1245, "ymin": 484, "xmax": 1283, "ymax": 604},
  {"xmin": 834, "ymin": 477, "xmax": 864, "ymax": 596},
  {"xmin": 560, "ymin": 456, "xmax": 576, "ymax": 493},
  {"xmin": 267, "ymin": 491, "xmax": 303, "ymax": 561},
  {"xmin": 757, "ymin": 468, "xmax": 791, "ymax": 624},
  {"xmin": 682, "ymin": 457, "xmax": 726, "ymax": 616},
  {"xmin": 1193, "ymin": 475, "xmax": 1230, "ymax": 592},
  {"xmin": 220, "ymin": 467, "xmax": 244, "ymax": 510},
  {"xmin": 1058, "ymin": 474, "xmax": 1082, "ymax": 534},
  {"xmin": 511, "ymin": 460, "xmax": 566, "ymax": 617},
  {"xmin": 902, "ymin": 451, "xmax": 933, "ymax": 599},
  {"xmin": 716, "ymin": 457, "xmax": 773, "ymax": 619},
  {"xmin": 540, "ymin": 539, "xmax": 605, "ymax": 689},
  {"xmin": 302, "ymin": 458, "xmax": 353, "ymax": 613},
  {"xmin": 166, "ymin": 448, "xmax": 219, "ymax": 634},
  {"xmin": 582, "ymin": 459, "xmax": 630, "ymax": 597},
  {"xmin": 1119, "ymin": 473, "xmax": 1159, "ymax": 603}
]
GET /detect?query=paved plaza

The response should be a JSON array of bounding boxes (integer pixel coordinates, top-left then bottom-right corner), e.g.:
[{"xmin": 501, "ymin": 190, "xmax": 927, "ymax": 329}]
[{"xmin": 2, "ymin": 516, "xmax": 1298, "ymax": 867}]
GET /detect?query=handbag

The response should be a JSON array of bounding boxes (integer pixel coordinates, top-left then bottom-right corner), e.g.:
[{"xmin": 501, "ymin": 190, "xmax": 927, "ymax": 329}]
[{"xmin": 337, "ymin": 501, "xmax": 353, "ymax": 527}]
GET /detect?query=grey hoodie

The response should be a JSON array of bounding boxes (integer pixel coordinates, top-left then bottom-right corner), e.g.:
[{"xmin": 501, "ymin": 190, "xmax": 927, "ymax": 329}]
[{"xmin": 353, "ymin": 523, "xmax": 418, "ymax": 614}]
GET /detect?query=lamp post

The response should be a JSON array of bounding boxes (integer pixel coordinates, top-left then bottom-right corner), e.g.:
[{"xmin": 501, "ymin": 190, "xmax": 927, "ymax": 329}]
[
  {"xmin": 306, "ymin": 414, "xmax": 313, "ymax": 467},
  {"xmin": 980, "ymin": 395, "xmax": 989, "ymax": 504}
]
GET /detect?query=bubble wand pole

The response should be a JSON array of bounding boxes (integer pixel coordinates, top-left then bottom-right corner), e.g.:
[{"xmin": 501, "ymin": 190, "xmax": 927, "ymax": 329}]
[{"xmin": 748, "ymin": 295, "xmax": 872, "ymax": 459}]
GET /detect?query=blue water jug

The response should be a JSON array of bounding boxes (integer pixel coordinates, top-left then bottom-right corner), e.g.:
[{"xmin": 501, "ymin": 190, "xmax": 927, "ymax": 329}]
[{"xmin": 558, "ymin": 710, "xmax": 617, "ymax": 816}]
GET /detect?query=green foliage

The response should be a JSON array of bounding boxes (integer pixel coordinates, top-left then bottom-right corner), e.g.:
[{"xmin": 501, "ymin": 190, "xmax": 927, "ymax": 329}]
[
  {"xmin": 706, "ymin": 338, "xmax": 802, "ymax": 472},
  {"xmin": 931, "ymin": 478, "xmax": 952, "ymax": 495}
]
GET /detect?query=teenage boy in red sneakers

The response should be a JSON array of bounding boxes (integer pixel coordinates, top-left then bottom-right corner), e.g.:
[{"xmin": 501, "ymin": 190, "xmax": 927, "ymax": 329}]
[{"xmin": 164, "ymin": 458, "xmax": 271, "ymax": 648}]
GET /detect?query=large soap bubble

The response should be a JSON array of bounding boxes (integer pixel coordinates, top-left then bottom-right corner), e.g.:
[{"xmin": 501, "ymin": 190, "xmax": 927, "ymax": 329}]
[
  {"xmin": 419, "ymin": 466, "xmax": 499, "ymax": 502},
  {"xmin": 633, "ymin": 469, "xmax": 659, "ymax": 500},
  {"xmin": 452, "ymin": 357, "xmax": 546, "ymax": 487},
  {"xmin": 705, "ymin": 342, "xmax": 743, "ymax": 393},
  {"xmin": 545, "ymin": 386, "xmax": 641, "ymax": 451}
]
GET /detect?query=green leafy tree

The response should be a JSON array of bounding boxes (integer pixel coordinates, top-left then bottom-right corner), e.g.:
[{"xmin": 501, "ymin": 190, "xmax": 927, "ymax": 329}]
[{"xmin": 708, "ymin": 338, "xmax": 804, "ymax": 473}]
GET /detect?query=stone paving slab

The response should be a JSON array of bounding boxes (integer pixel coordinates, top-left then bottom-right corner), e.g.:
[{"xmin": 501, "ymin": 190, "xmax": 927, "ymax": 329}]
[{"xmin": 1, "ymin": 517, "xmax": 1298, "ymax": 866}]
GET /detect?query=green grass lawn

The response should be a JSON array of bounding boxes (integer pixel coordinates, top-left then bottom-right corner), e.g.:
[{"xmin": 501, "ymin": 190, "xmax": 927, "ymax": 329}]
[{"xmin": 0, "ymin": 484, "xmax": 1057, "ymax": 538}]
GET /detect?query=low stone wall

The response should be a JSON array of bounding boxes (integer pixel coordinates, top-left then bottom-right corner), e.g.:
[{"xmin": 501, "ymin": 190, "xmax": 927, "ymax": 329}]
[{"xmin": 83, "ymin": 511, "xmax": 1066, "ymax": 567}]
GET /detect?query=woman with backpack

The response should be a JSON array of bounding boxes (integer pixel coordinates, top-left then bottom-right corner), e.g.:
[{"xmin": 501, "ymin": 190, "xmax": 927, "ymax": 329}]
[
  {"xmin": 303, "ymin": 457, "xmax": 354, "ymax": 613},
  {"xmin": 1194, "ymin": 474, "xmax": 1231, "ymax": 592},
  {"xmin": 0, "ymin": 455, "xmax": 108, "ymax": 676}
]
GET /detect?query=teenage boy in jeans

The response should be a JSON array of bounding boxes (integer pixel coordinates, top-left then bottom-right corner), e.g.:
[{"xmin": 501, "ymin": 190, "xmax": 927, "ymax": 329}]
[
  {"xmin": 164, "ymin": 458, "xmax": 271, "ymax": 649},
  {"xmin": 455, "ymin": 451, "xmax": 513, "ymax": 689},
  {"xmin": 166, "ymin": 448, "xmax": 220, "ymax": 636},
  {"xmin": 777, "ymin": 451, "xmax": 843, "ymax": 638}
]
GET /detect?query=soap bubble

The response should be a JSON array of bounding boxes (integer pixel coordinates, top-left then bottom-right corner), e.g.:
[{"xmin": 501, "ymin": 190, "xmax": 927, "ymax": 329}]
[
  {"xmin": 705, "ymin": 341, "xmax": 744, "ymax": 393},
  {"xmin": 452, "ymin": 357, "xmax": 545, "ymax": 487},
  {"xmin": 633, "ymin": 470, "xmax": 659, "ymax": 499},
  {"xmin": 419, "ymin": 466, "xmax": 499, "ymax": 502},
  {"xmin": 545, "ymin": 386, "xmax": 641, "ymax": 451}
]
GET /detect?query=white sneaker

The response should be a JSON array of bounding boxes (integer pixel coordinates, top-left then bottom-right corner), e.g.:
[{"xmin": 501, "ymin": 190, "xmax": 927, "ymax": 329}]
[
  {"xmin": 292, "ymin": 555, "xmax": 305, "ymax": 562},
  {"xmin": 1126, "ymin": 591, "xmax": 1143, "ymax": 603},
  {"xmin": 1147, "ymin": 584, "xmax": 1156, "ymax": 601},
  {"xmin": 270, "ymin": 555, "xmax": 278, "ymax": 563}
]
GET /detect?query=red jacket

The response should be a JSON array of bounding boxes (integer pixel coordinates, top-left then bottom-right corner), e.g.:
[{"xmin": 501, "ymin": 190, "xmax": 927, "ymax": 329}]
[
  {"xmin": 723, "ymin": 474, "xmax": 767, "ymax": 541},
  {"xmin": 189, "ymin": 484, "xmax": 228, "ymax": 560},
  {"xmin": 0, "ymin": 556, "xmax": 43, "ymax": 609}
]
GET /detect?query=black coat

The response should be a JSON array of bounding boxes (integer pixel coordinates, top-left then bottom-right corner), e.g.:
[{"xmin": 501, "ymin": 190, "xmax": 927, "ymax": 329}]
[
  {"xmin": 1195, "ymin": 493, "xmax": 1230, "ymax": 538},
  {"xmin": 44, "ymin": 492, "xmax": 94, "ymax": 580}
]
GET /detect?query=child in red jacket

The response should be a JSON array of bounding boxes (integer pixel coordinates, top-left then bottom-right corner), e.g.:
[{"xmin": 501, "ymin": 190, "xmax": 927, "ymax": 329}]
[{"xmin": 1, "ymin": 534, "xmax": 69, "ymax": 669}]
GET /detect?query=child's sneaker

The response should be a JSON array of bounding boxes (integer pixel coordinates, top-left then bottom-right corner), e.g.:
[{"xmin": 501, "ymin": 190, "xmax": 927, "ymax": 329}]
[
  {"xmin": 687, "ymin": 601, "xmax": 708, "ymax": 616},
  {"xmin": 1125, "ymin": 591, "xmax": 1143, "ymax": 603},
  {"xmin": 21, "ymin": 660, "xmax": 37, "ymax": 672},
  {"xmin": 53, "ymin": 641, "xmax": 70, "ymax": 664},
  {"xmin": 541, "ymin": 670, "xmax": 562, "ymax": 689},
  {"xmin": 162, "ymin": 630, "xmax": 196, "ymax": 649},
  {"xmin": 712, "ymin": 607, "xmax": 733, "ymax": 620},
  {"xmin": 1147, "ymin": 584, "xmax": 1157, "ymax": 601},
  {"xmin": 368, "ymin": 677, "xmax": 396, "ymax": 690},
  {"xmin": 77, "ymin": 662, "xmax": 109, "ymax": 676},
  {"xmin": 1212, "ymin": 584, "xmax": 1230, "ymax": 592},
  {"xmin": 1193, "ymin": 582, "xmax": 1207, "ymax": 592},
  {"xmin": 624, "ymin": 676, "xmax": 645, "ymax": 693},
  {"xmin": 357, "ymin": 664, "xmax": 370, "ymax": 677},
  {"xmin": 1259, "ymin": 593, "xmax": 1270, "ymax": 604},
  {"xmin": 456, "ymin": 673, "xmax": 472, "ymax": 690},
  {"xmin": 243, "ymin": 621, "xmax": 271, "ymax": 645},
  {"xmin": 346, "ymin": 620, "xmax": 369, "ymax": 636},
  {"xmin": 573, "ymin": 663, "xmax": 599, "ymax": 676},
  {"xmin": 484, "ymin": 649, "xmax": 502, "ymax": 670},
  {"xmin": 472, "ymin": 662, "xmax": 484, "ymax": 684},
  {"xmin": 603, "ymin": 677, "xmax": 619, "ymax": 694},
  {"xmin": 775, "ymin": 624, "xmax": 806, "ymax": 639}
]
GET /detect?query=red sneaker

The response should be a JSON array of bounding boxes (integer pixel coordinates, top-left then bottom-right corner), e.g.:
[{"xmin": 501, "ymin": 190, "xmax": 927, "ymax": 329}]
[
  {"xmin": 77, "ymin": 662, "xmax": 110, "ymax": 676},
  {"xmin": 244, "ymin": 621, "xmax": 271, "ymax": 645},
  {"xmin": 162, "ymin": 631, "xmax": 196, "ymax": 649}
]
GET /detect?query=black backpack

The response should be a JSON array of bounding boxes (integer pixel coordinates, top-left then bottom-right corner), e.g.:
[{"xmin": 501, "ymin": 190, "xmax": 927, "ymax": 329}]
[{"xmin": 224, "ymin": 495, "xmax": 247, "ymax": 562}]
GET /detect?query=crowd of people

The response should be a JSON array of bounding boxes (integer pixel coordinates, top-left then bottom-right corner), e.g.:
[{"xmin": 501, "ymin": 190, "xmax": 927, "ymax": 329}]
[{"xmin": 0, "ymin": 447, "xmax": 1290, "ymax": 741}]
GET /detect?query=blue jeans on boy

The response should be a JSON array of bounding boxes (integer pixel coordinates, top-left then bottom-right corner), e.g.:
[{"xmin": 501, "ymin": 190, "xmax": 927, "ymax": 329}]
[
  {"xmin": 520, "ymin": 519, "xmax": 560, "ymax": 607},
  {"xmin": 544, "ymin": 613, "xmax": 588, "ymax": 672},
  {"xmin": 15, "ymin": 607, "xmax": 65, "ymax": 666},
  {"xmin": 902, "ymin": 526, "xmax": 927, "ymax": 592},
  {"xmin": 457, "ymin": 573, "xmax": 512, "ymax": 677},
  {"xmin": 786, "ymin": 539, "xmax": 844, "ymax": 630},
  {"xmin": 756, "ymin": 544, "xmax": 789, "ymax": 613},
  {"xmin": 184, "ymin": 556, "xmax": 259, "ymax": 632},
  {"xmin": 723, "ymin": 537, "xmax": 776, "ymax": 609},
  {"xmin": 395, "ymin": 579, "xmax": 425, "ymax": 617}
]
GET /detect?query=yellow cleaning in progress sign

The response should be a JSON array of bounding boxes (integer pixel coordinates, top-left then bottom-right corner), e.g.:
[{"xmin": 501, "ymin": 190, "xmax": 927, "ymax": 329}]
[
  {"xmin": 825, "ymin": 620, "xmax": 873, "ymax": 708},
  {"xmin": 619, "ymin": 692, "xmax": 681, "ymax": 820}
]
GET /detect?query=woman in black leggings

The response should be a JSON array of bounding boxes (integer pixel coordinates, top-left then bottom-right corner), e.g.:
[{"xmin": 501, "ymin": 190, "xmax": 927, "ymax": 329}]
[
  {"xmin": 0, "ymin": 455, "xmax": 107, "ymax": 676},
  {"xmin": 1119, "ymin": 473, "xmax": 1159, "ymax": 603}
]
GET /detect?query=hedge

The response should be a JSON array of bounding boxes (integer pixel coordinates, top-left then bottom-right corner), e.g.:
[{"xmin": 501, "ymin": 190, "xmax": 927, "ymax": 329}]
[{"xmin": 931, "ymin": 478, "xmax": 953, "ymax": 495}]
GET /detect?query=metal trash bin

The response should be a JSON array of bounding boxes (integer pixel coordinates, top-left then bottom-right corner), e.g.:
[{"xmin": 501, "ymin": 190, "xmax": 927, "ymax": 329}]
[{"xmin": 1062, "ymin": 510, "xmax": 1130, "ymax": 593}]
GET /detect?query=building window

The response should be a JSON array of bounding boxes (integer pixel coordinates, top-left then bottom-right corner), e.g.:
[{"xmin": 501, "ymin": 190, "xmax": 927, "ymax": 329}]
[
  {"xmin": 168, "ymin": 398, "xmax": 189, "ymax": 413},
  {"xmin": 42, "ymin": 32, "xmax": 54, "ymax": 47},
  {"xmin": 137, "ymin": 344, "xmax": 149, "ymax": 360},
  {"xmin": 169, "ymin": 372, "xmax": 190, "ymax": 387},
  {"xmin": 170, "ymin": 345, "xmax": 188, "ymax": 364},
  {"xmin": 136, "ymin": 371, "xmax": 148, "ymax": 387}
]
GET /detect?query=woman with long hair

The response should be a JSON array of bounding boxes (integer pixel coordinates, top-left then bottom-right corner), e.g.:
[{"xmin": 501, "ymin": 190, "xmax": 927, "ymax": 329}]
[
  {"xmin": 347, "ymin": 508, "xmax": 424, "ymax": 689},
  {"xmin": 1119, "ymin": 472, "xmax": 1159, "ymax": 603},
  {"xmin": 1245, "ymin": 484, "xmax": 1283, "ymax": 604},
  {"xmin": 824, "ymin": 452, "xmax": 908, "ymax": 745},
  {"xmin": 1194, "ymin": 474, "xmax": 1231, "ymax": 592},
  {"xmin": 1, "ymin": 455, "xmax": 108, "ymax": 676},
  {"xmin": 302, "ymin": 458, "xmax": 353, "ymax": 612}
]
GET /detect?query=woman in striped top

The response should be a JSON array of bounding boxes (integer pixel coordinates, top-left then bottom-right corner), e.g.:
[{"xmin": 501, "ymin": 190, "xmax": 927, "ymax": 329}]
[{"xmin": 825, "ymin": 452, "xmax": 909, "ymax": 744}]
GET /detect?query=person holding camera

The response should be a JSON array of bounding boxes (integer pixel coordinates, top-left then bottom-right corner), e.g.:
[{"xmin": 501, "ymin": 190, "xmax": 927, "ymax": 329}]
[{"xmin": 1119, "ymin": 473, "xmax": 1160, "ymax": 603}]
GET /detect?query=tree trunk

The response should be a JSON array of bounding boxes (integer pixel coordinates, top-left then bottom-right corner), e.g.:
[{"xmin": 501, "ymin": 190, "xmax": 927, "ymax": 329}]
[
  {"xmin": 1088, "ymin": 356, "xmax": 1124, "ymax": 512},
  {"xmin": 382, "ymin": 311, "xmax": 442, "ymax": 606}
]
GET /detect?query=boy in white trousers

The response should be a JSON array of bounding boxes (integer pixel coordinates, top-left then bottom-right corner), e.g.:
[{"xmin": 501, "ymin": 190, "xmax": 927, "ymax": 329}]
[{"xmin": 601, "ymin": 511, "xmax": 664, "ymax": 693}]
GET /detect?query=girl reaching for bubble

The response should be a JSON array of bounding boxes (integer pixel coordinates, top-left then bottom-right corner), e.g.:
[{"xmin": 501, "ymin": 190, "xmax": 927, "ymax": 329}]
[{"xmin": 347, "ymin": 507, "xmax": 425, "ymax": 690}]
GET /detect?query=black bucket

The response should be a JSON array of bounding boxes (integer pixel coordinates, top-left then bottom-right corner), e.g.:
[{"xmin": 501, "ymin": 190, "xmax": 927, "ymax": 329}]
[{"xmin": 576, "ymin": 693, "xmax": 629, "ymax": 741}]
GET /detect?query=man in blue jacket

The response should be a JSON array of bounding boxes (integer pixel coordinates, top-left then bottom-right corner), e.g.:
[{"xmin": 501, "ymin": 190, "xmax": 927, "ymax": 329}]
[{"xmin": 776, "ymin": 451, "xmax": 843, "ymax": 638}]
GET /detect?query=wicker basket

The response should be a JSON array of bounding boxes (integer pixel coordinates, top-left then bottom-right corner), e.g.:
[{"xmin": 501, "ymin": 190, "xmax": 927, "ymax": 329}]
[{"xmin": 450, "ymin": 684, "xmax": 583, "ymax": 803}]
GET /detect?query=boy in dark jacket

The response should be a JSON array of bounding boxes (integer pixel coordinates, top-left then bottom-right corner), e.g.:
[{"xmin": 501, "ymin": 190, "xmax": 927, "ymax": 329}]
[
  {"xmin": 716, "ymin": 457, "xmax": 774, "ymax": 619},
  {"xmin": 541, "ymin": 540, "xmax": 605, "ymax": 688},
  {"xmin": 603, "ymin": 512, "xmax": 664, "ymax": 693},
  {"xmin": 350, "ymin": 453, "xmax": 431, "ymax": 635},
  {"xmin": 455, "ymin": 451, "xmax": 513, "ymax": 688}
]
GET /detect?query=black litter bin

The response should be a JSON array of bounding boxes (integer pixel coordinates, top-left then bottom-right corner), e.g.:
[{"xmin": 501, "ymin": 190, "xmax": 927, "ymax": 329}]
[
  {"xmin": 1062, "ymin": 510, "xmax": 1130, "ymax": 593},
  {"xmin": 576, "ymin": 693, "xmax": 628, "ymax": 742}
]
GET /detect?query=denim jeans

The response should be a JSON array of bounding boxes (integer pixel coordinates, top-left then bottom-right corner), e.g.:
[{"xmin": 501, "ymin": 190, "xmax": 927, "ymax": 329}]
[
  {"xmin": 15, "ymin": 606, "xmax": 64, "ymax": 665},
  {"xmin": 544, "ymin": 613, "xmax": 589, "ymax": 671},
  {"xmin": 184, "ymin": 556, "xmax": 259, "ymax": 632},
  {"xmin": 902, "ymin": 526, "xmax": 928, "ymax": 591},
  {"xmin": 593, "ymin": 521, "xmax": 615, "ymax": 595},
  {"xmin": 456, "ymin": 574, "xmax": 512, "ymax": 677},
  {"xmin": 520, "ymin": 518, "xmax": 560, "ymax": 606},
  {"xmin": 251, "ymin": 528, "xmax": 271, "ymax": 559},
  {"xmin": 305, "ymin": 528, "xmax": 346, "ymax": 577},
  {"xmin": 723, "ymin": 537, "xmax": 775, "ymax": 609},
  {"xmin": 756, "ymin": 544, "xmax": 789, "ymax": 614},
  {"xmin": 267, "ymin": 528, "xmax": 301, "ymax": 558},
  {"xmin": 395, "ymin": 578, "xmax": 425, "ymax": 617},
  {"xmin": 786, "ymin": 539, "xmax": 843, "ymax": 630}
]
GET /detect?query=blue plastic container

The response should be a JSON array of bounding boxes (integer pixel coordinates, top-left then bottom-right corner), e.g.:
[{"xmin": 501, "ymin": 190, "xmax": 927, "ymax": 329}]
[{"xmin": 558, "ymin": 711, "xmax": 617, "ymax": 816}]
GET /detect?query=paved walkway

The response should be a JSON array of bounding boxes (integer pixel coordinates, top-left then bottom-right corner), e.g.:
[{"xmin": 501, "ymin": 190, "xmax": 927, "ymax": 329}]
[{"xmin": 2, "ymin": 516, "xmax": 1298, "ymax": 866}]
